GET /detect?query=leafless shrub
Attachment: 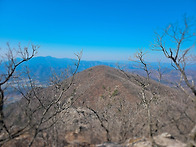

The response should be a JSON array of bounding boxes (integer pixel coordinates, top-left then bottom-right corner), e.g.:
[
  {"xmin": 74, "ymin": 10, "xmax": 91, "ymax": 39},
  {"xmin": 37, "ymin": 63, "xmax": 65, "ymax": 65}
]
[
  {"xmin": 0, "ymin": 43, "xmax": 83, "ymax": 146},
  {"xmin": 151, "ymin": 16, "xmax": 196, "ymax": 147}
]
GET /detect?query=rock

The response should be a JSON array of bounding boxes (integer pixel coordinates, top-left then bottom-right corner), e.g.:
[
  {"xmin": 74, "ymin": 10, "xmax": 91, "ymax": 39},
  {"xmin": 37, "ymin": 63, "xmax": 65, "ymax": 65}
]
[
  {"xmin": 125, "ymin": 133, "xmax": 186, "ymax": 147},
  {"xmin": 96, "ymin": 142, "xmax": 123, "ymax": 147},
  {"xmin": 154, "ymin": 133, "xmax": 186, "ymax": 147}
]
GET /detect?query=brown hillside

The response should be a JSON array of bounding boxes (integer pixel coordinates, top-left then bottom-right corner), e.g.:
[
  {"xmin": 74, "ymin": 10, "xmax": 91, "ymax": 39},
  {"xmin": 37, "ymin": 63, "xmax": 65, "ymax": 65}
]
[
  {"xmin": 3, "ymin": 65, "xmax": 195, "ymax": 146},
  {"xmin": 66, "ymin": 65, "xmax": 188, "ymax": 108}
]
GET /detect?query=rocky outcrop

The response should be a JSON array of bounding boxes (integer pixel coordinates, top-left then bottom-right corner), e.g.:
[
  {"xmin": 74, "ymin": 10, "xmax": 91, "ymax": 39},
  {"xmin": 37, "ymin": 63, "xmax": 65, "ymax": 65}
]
[
  {"xmin": 96, "ymin": 133, "xmax": 186, "ymax": 147},
  {"xmin": 124, "ymin": 133, "xmax": 186, "ymax": 147}
]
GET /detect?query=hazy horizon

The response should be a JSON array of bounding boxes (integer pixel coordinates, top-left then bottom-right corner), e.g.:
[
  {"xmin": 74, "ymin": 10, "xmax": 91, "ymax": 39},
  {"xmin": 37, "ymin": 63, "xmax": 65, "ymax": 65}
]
[{"xmin": 0, "ymin": 0, "xmax": 196, "ymax": 61}]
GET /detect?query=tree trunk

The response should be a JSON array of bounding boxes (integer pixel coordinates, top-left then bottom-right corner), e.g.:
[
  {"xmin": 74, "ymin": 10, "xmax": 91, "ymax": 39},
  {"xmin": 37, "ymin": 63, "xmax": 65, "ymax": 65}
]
[
  {"xmin": 187, "ymin": 125, "xmax": 196, "ymax": 147},
  {"xmin": 147, "ymin": 103, "xmax": 153, "ymax": 138},
  {"xmin": 0, "ymin": 86, "xmax": 4, "ymax": 132}
]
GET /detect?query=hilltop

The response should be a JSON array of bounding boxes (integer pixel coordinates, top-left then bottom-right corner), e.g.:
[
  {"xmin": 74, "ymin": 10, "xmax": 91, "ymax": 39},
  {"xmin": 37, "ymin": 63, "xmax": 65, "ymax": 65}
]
[{"xmin": 2, "ymin": 65, "xmax": 195, "ymax": 146}]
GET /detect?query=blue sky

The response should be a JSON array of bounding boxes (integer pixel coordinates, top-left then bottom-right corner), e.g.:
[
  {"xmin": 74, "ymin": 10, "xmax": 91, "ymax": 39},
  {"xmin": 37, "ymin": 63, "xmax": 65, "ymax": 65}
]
[{"xmin": 0, "ymin": 0, "xmax": 196, "ymax": 61}]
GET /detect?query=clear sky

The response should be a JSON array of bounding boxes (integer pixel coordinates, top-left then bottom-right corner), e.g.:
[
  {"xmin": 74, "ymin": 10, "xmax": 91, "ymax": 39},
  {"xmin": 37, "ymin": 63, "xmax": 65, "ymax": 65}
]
[{"xmin": 0, "ymin": 0, "xmax": 196, "ymax": 61}]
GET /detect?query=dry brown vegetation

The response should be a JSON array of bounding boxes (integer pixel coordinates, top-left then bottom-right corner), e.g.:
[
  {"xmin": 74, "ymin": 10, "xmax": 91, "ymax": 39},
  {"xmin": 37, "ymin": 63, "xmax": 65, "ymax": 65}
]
[{"xmin": 2, "ymin": 65, "xmax": 195, "ymax": 146}]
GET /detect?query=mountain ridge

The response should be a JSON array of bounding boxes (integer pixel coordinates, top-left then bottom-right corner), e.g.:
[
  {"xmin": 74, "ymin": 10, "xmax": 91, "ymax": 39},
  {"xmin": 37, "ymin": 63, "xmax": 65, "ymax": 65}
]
[
  {"xmin": 1, "ymin": 56, "xmax": 195, "ymax": 84},
  {"xmin": 3, "ymin": 65, "xmax": 195, "ymax": 146}
]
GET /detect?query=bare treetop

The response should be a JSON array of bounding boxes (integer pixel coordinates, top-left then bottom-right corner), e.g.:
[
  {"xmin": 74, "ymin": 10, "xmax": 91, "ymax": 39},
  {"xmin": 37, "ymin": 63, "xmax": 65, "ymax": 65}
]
[
  {"xmin": 0, "ymin": 43, "xmax": 38, "ymax": 86},
  {"xmin": 152, "ymin": 16, "xmax": 196, "ymax": 97}
]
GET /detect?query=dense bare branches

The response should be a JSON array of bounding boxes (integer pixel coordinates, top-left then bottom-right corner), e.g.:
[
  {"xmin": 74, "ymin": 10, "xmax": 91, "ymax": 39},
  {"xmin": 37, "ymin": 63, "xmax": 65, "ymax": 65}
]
[
  {"xmin": 152, "ymin": 16, "xmax": 196, "ymax": 147},
  {"xmin": 0, "ymin": 43, "xmax": 38, "ymax": 86},
  {"xmin": 0, "ymin": 43, "xmax": 38, "ymax": 138},
  {"xmin": 130, "ymin": 49, "xmax": 151, "ymax": 81},
  {"xmin": 0, "ymin": 43, "xmax": 83, "ymax": 146},
  {"xmin": 152, "ymin": 16, "xmax": 196, "ymax": 97},
  {"xmin": 119, "ymin": 51, "xmax": 159, "ymax": 145}
]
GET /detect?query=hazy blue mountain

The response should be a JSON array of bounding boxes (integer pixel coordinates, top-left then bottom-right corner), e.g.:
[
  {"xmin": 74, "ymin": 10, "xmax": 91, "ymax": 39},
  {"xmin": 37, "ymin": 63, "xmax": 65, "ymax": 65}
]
[
  {"xmin": 12, "ymin": 56, "xmax": 132, "ymax": 83},
  {"xmin": 1, "ymin": 56, "xmax": 195, "ymax": 84}
]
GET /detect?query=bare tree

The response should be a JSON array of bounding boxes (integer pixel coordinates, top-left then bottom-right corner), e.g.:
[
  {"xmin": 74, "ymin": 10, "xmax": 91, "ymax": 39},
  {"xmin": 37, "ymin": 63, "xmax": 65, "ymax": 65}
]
[
  {"xmin": 0, "ymin": 43, "xmax": 38, "ymax": 135},
  {"xmin": 152, "ymin": 16, "xmax": 196, "ymax": 97},
  {"xmin": 0, "ymin": 43, "xmax": 83, "ymax": 146},
  {"xmin": 118, "ymin": 49, "xmax": 194, "ymax": 146},
  {"xmin": 130, "ymin": 50, "xmax": 152, "ymax": 138},
  {"xmin": 128, "ymin": 50, "xmax": 163, "ymax": 147},
  {"xmin": 152, "ymin": 16, "xmax": 196, "ymax": 147}
]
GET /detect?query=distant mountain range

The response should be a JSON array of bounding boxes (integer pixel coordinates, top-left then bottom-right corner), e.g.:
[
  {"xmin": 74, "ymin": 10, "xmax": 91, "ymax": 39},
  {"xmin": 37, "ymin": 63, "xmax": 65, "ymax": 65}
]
[
  {"xmin": 13, "ymin": 56, "xmax": 134, "ymax": 83},
  {"xmin": 1, "ymin": 56, "xmax": 196, "ymax": 84}
]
